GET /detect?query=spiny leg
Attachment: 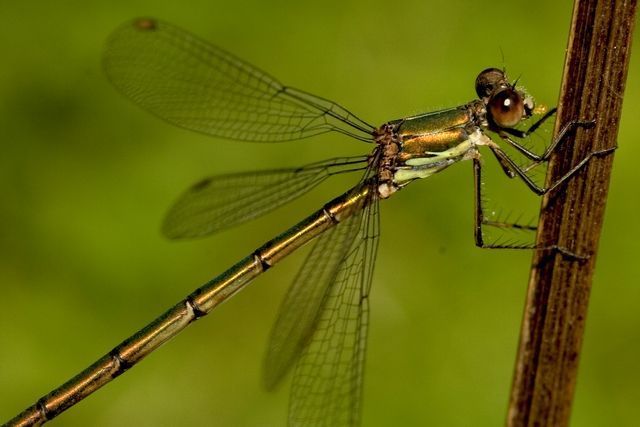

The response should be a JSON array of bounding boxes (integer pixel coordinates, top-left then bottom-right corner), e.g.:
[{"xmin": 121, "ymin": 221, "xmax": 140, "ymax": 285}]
[
  {"xmin": 473, "ymin": 157, "xmax": 536, "ymax": 249},
  {"xmin": 498, "ymin": 114, "xmax": 596, "ymax": 173},
  {"xmin": 472, "ymin": 156, "xmax": 593, "ymax": 259},
  {"xmin": 484, "ymin": 113, "xmax": 590, "ymax": 180},
  {"xmin": 488, "ymin": 143, "xmax": 616, "ymax": 196},
  {"xmin": 475, "ymin": 108, "xmax": 615, "ymax": 257}
]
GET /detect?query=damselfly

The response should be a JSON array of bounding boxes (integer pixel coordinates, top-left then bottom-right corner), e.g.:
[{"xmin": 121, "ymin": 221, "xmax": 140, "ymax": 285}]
[{"xmin": 6, "ymin": 17, "xmax": 609, "ymax": 427}]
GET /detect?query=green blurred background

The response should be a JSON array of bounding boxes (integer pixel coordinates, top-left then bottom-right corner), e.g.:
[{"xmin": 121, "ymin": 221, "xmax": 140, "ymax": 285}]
[{"xmin": 1, "ymin": 1, "xmax": 638, "ymax": 426}]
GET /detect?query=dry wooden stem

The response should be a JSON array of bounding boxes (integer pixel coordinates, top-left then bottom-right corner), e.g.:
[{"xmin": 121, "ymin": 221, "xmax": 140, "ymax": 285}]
[{"xmin": 507, "ymin": 1, "xmax": 637, "ymax": 426}]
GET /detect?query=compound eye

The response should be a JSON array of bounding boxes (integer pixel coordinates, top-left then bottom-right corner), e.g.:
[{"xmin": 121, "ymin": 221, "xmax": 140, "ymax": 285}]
[
  {"xmin": 475, "ymin": 68, "xmax": 506, "ymax": 98},
  {"xmin": 488, "ymin": 89, "xmax": 525, "ymax": 128}
]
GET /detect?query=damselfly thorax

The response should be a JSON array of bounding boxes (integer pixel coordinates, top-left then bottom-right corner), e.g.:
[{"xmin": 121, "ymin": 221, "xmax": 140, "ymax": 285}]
[{"xmin": 375, "ymin": 68, "xmax": 537, "ymax": 199}]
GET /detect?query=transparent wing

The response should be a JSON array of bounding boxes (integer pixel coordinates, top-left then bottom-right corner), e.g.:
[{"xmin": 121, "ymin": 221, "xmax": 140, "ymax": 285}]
[
  {"xmin": 264, "ymin": 179, "xmax": 380, "ymax": 426},
  {"xmin": 163, "ymin": 156, "xmax": 368, "ymax": 239},
  {"xmin": 290, "ymin": 199, "xmax": 379, "ymax": 427},
  {"xmin": 263, "ymin": 206, "xmax": 362, "ymax": 390},
  {"xmin": 103, "ymin": 18, "xmax": 376, "ymax": 143}
]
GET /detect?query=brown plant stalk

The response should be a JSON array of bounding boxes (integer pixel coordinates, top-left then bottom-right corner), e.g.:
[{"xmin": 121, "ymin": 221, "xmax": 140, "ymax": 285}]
[{"xmin": 507, "ymin": 1, "xmax": 637, "ymax": 426}]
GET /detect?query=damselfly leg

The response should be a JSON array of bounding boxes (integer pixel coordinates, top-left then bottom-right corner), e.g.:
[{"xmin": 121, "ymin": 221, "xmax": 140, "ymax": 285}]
[
  {"xmin": 499, "ymin": 114, "xmax": 597, "ymax": 171},
  {"xmin": 473, "ymin": 117, "xmax": 615, "ymax": 255}
]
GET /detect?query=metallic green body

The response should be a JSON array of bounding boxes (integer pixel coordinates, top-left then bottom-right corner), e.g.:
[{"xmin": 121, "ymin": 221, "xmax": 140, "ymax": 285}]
[{"xmin": 390, "ymin": 107, "xmax": 478, "ymax": 184}]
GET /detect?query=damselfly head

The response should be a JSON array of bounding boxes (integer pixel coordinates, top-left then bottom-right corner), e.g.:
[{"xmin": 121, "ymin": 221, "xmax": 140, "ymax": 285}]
[{"xmin": 475, "ymin": 68, "xmax": 534, "ymax": 129}]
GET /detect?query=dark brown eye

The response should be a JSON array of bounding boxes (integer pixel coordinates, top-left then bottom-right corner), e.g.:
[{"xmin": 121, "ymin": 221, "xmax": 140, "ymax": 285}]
[
  {"xmin": 475, "ymin": 68, "xmax": 506, "ymax": 98},
  {"xmin": 488, "ymin": 89, "xmax": 524, "ymax": 128}
]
